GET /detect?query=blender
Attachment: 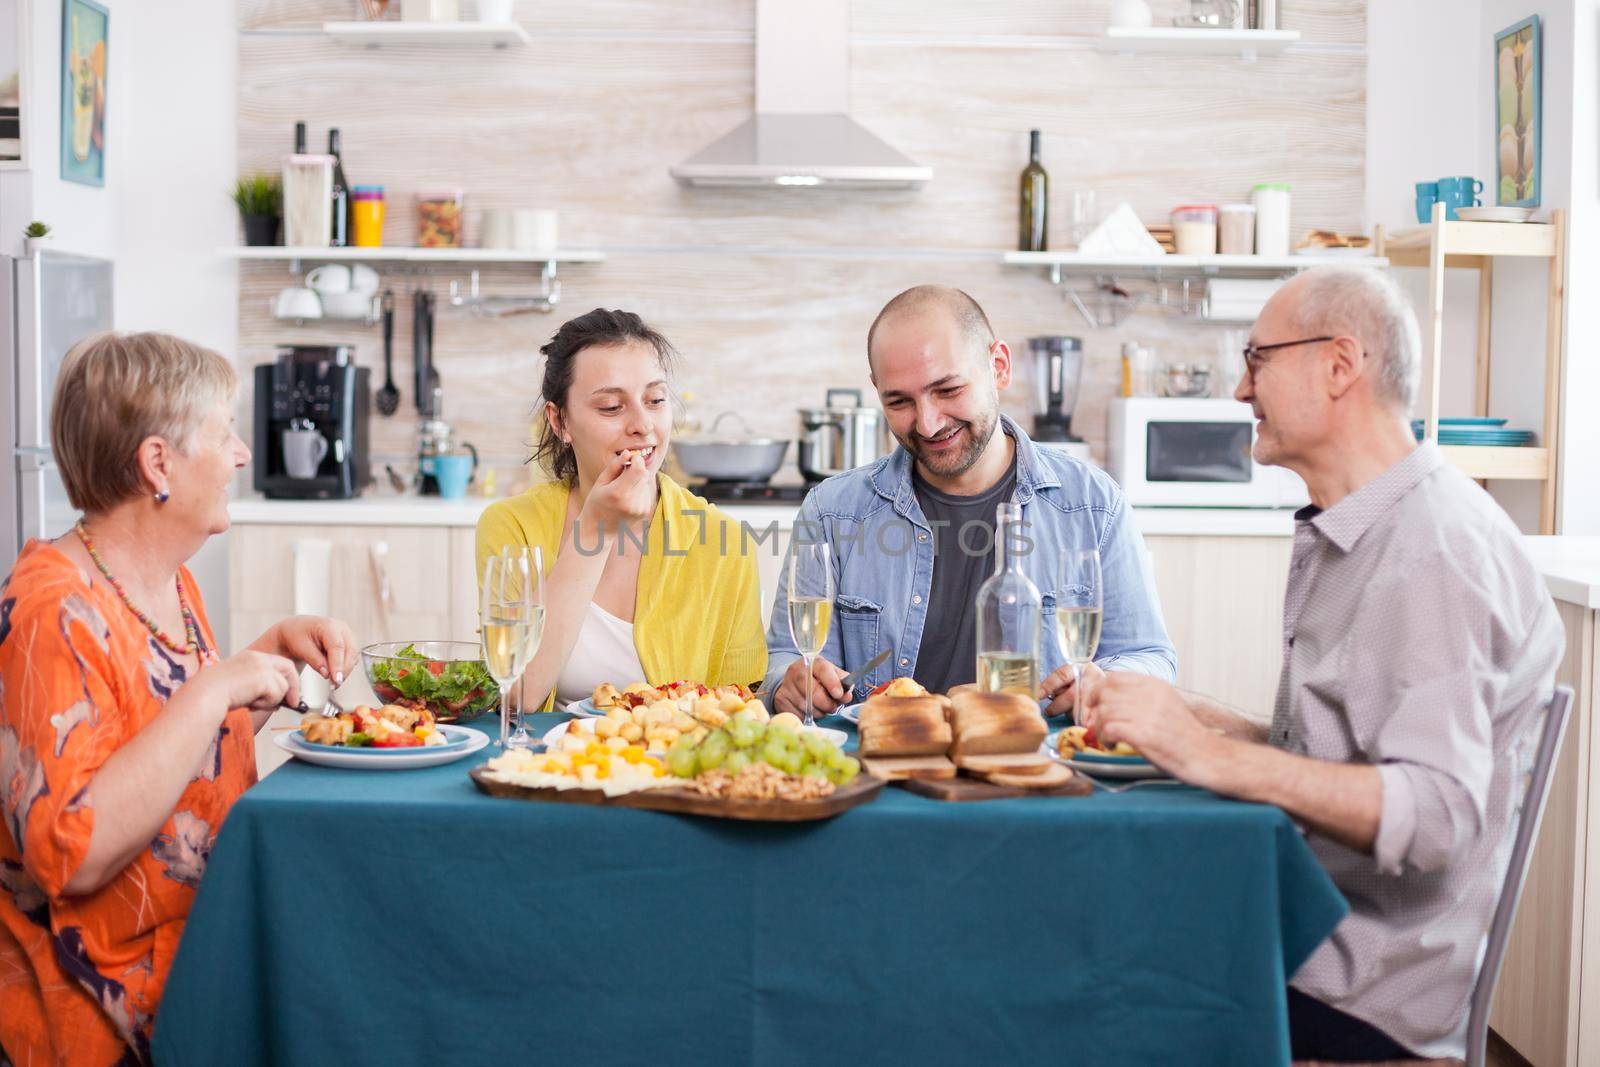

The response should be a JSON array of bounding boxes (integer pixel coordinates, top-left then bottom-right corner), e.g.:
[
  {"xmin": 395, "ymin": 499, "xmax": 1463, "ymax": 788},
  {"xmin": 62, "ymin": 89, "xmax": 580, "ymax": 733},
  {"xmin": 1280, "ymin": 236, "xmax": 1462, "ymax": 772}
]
[{"xmin": 1027, "ymin": 336, "xmax": 1093, "ymax": 464}]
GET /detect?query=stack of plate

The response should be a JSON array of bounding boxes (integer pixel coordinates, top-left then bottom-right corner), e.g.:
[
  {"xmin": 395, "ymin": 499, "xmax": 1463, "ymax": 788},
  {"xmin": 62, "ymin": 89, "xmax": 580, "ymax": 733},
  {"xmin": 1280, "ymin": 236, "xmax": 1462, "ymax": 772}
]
[{"xmin": 1410, "ymin": 418, "xmax": 1535, "ymax": 447}]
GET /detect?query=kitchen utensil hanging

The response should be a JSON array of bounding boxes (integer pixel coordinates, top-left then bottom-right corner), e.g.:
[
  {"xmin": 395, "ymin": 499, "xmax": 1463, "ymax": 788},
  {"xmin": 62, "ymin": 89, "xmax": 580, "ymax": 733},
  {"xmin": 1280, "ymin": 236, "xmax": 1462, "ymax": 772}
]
[
  {"xmin": 448, "ymin": 265, "xmax": 561, "ymax": 317},
  {"xmin": 1061, "ymin": 276, "xmax": 1204, "ymax": 329}
]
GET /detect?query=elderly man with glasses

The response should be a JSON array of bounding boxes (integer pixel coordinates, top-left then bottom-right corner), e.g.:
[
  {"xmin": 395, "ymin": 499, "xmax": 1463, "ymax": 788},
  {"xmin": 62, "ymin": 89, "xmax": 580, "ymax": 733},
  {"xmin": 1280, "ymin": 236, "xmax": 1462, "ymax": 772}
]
[{"xmin": 1081, "ymin": 266, "xmax": 1563, "ymax": 1062}]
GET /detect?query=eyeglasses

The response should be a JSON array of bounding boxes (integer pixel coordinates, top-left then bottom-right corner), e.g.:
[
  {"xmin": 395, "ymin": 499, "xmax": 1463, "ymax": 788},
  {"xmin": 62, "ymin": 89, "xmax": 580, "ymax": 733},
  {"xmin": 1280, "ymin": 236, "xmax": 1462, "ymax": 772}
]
[{"xmin": 1241, "ymin": 336, "xmax": 1335, "ymax": 378}]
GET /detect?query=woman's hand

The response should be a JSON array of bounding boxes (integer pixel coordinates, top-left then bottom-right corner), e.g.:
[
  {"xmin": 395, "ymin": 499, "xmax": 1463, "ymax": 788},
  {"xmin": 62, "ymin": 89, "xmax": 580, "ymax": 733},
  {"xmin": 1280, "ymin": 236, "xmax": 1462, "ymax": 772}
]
[
  {"xmin": 579, "ymin": 452, "xmax": 656, "ymax": 537},
  {"xmin": 257, "ymin": 615, "xmax": 358, "ymax": 685},
  {"xmin": 201, "ymin": 650, "xmax": 302, "ymax": 712}
]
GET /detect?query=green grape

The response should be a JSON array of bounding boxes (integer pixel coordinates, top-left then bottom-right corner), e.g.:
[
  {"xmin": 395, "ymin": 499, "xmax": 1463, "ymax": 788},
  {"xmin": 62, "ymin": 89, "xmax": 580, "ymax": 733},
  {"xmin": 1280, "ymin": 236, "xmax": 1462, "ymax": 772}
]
[
  {"xmin": 801, "ymin": 759, "xmax": 829, "ymax": 780},
  {"xmin": 725, "ymin": 750, "xmax": 752, "ymax": 774},
  {"xmin": 801, "ymin": 731, "xmax": 833, "ymax": 761},
  {"xmin": 699, "ymin": 729, "xmax": 731, "ymax": 770},
  {"xmin": 759, "ymin": 736, "xmax": 790, "ymax": 772},
  {"xmin": 765, "ymin": 723, "xmax": 799, "ymax": 747},
  {"xmin": 838, "ymin": 755, "xmax": 860, "ymax": 782},
  {"xmin": 667, "ymin": 743, "xmax": 698, "ymax": 779},
  {"xmin": 728, "ymin": 718, "xmax": 761, "ymax": 749},
  {"xmin": 823, "ymin": 746, "xmax": 849, "ymax": 772}
]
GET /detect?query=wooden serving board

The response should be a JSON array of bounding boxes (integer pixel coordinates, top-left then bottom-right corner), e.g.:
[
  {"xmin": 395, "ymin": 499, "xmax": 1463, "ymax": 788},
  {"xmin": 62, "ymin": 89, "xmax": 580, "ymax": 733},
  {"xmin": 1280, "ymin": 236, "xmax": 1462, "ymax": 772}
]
[
  {"xmin": 899, "ymin": 771, "xmax": 1092, "ymax": 802},
  {"xmin": 469, "ymin": 766, "xmax": 885, "ymax": 822}
]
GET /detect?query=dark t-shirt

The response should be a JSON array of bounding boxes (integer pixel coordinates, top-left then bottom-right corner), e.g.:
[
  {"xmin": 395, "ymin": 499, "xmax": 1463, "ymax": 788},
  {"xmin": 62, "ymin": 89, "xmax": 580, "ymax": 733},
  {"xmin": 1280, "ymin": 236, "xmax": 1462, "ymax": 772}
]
[{"xmin": 910, "ymin": 452, "xmax": 1018, "ymax": 692}]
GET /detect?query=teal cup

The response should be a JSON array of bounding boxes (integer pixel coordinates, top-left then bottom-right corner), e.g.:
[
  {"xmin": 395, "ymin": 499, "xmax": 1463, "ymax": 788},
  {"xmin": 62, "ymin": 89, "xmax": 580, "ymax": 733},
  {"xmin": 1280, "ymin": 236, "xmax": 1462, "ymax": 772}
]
[
  {"xmin": 1435, "ymin": 176, "xmax": 1483, "ymax": 221},
  {"xmin": 434, "ymin": 453, "xmax": 474, "ymax": 499},
  {"xmin": 1415, "ymin": 181, "xmax": 1439, "ymax": 224}
]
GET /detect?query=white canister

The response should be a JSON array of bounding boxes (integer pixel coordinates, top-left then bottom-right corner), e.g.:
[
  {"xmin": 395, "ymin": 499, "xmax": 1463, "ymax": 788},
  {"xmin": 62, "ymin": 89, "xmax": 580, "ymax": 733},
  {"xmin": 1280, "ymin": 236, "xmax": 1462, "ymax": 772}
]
[
  {"xmin": 480, "ymin": 208, "xmax": 515, "ymax": 249},
  {"xmin": 513, "ymin": 209, "xmax": 558, "ymax": 251},
  {"xmin": 477, "ymin": 0, "xmax": 514, "ymax": 21},
  {"xmin": 1252, "ymin": 183, "xmax": 1291, "ymax": 257},
  {"xmin": 1217, "ymin": 204, "xmax": 1256, "ymax": 255},
  {"xmin": 401, "ymin": 0, "xmax": 460, "ymax": 21}
]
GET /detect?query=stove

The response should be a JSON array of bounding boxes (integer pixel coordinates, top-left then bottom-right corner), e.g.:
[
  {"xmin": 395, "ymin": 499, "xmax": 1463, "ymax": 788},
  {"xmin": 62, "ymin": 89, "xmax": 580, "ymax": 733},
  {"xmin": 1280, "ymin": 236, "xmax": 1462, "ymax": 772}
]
[{"xmin": 695, "ymin": 480, "xmax": 810, "ymax": 503}]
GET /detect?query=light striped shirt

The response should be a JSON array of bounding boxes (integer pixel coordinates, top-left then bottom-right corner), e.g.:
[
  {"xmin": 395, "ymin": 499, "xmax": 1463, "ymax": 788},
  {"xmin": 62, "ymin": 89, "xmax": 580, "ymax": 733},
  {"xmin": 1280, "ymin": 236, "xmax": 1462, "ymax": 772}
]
[{"xmin": 1270, "ymin": 443, "xmax": 1563, "ymax": 1058}]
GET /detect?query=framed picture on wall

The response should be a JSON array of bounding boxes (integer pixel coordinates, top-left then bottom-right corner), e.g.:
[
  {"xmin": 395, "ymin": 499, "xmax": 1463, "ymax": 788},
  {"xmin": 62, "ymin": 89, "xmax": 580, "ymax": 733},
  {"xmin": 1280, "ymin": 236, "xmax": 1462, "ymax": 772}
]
[
  {"xmin": 0, "ymin": 0, "xmax": 27, "ymax": 169},
  {"xmin": 1493, "ymin": 14, "xmax": 1540, "ymax": 208},
  {"xmin": 59, "ymin": 0, "xmax": 108, "ymax": 187}
]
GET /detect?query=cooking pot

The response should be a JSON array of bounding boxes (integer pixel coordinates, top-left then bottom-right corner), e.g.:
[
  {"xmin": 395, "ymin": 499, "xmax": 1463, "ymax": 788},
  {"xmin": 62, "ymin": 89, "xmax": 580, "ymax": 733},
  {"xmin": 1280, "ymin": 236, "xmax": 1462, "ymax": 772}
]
[
  {"xmin": 672, "ymin": 412, "xmax": 791, "ymax": 483},
  {"xmin": 797, "ymin": 388, "xmax": 895, "ymax": 482}
]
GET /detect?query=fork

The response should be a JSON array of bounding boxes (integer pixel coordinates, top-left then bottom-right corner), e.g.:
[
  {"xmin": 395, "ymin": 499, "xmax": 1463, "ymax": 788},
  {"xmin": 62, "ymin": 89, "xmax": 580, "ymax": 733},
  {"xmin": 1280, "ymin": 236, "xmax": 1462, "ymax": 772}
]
[{"xmin": 1074, "ymin": 771, "xmax": 1185, "ymax": 795}]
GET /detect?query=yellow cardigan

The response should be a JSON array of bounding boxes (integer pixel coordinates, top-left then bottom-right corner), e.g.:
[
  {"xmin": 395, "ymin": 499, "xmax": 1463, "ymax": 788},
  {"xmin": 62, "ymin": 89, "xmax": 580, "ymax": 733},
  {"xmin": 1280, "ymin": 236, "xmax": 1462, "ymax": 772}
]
[{"xmin": 475, "ymin": 474, "xmax": 769, "ymax": 709}]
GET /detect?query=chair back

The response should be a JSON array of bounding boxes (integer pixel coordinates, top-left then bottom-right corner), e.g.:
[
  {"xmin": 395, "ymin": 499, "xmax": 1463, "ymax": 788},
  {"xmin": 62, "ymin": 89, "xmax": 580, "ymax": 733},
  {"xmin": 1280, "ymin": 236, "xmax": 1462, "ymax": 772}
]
[{"xmin": 1466, "ymin": 684, "xmax": 1574, "ymax": 1067}]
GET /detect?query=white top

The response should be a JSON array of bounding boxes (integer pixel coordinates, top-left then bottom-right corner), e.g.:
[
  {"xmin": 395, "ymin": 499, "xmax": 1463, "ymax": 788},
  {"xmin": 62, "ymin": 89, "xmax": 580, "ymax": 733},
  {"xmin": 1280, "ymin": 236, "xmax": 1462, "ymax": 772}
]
[{"xmin": 553, "ymin": 601, "xmax": 648, "ymax": 707}]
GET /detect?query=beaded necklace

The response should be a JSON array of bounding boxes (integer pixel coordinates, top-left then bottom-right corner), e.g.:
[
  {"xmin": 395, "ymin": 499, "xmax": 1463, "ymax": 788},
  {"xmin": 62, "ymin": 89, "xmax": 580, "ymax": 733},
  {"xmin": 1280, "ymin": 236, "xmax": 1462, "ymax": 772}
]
[{"xmin": 74, "ymin": 520, "xmax": 208, "ymax": 659}]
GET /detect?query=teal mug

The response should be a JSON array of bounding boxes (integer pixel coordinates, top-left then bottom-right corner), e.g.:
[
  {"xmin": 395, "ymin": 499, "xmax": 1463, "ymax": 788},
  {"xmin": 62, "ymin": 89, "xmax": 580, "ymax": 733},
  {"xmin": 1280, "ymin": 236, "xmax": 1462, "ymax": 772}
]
[
  {"xmin": 1415, "ymin": 181, "xmax": 1439, "ymax": 224},
  {"xmin": 1436, "ymin": 176, "xmax": 1483, "ymax": 221},
  {"xmin": 434, "ymin": 452, "xmax": 475, "ymax": 499}
]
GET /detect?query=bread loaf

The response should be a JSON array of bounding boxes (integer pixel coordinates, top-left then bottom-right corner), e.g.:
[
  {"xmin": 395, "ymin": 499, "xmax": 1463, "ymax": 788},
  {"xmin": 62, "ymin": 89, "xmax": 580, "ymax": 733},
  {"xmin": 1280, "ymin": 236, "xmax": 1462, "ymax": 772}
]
[{"xmin": 947, "ymin": 689, "xmax": 1047, "ymax": 755}]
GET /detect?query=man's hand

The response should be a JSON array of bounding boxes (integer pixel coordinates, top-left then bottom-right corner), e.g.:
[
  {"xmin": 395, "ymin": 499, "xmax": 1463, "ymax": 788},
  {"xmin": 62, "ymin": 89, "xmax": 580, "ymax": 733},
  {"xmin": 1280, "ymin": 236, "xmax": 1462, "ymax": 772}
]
[
  {"xmin": 1081, "ymin": 673, "xmax": 1228, "ymax": 787},
  {"xmin": 772, "ymin": 656, "xmax": 849, "ymax": 718},
  {"xmin": 1040, "ymin": 661, "xmax": 1106, "ymax": 717}
]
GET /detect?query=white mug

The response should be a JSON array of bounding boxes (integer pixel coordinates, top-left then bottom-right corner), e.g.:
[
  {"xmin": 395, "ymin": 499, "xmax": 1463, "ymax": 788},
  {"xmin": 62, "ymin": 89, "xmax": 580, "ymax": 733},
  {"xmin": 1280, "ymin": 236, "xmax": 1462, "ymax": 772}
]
[
  {"xmin": 477, "ymin": 0, "xmax": 514, "ymax": 22},
  {"xmin": 282, "ymin": 428, "xmax": 330, "ymax": 478},
  {"xmin": 272, "ymin": 287, "xmax": 323, "ymax": 320},
  {"xmin": 305, "ymin": 264, "xmax": 351, "ymax": 295},
  {"xmin": 513, "ymin": 209, "xmax": 558, "ymax": 252},
  {"xmin": 348, "ymin": 264, "xmax": 380, "ymax": 295}
]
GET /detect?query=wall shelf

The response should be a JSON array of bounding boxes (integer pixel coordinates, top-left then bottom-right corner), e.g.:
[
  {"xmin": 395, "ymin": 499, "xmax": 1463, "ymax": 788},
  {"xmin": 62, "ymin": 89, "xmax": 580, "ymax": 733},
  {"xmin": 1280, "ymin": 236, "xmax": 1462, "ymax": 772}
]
[
  {"xmin": 1096, "ymin": 27, "xmax": 1301, "ymax": 58},
  {"xmin": 320, "ymin": 21, "xmax": 531, "ymax": 48},
  {"xmin": 222, "ymin": 246, "xmax": 603, "ymax": 265},
  {"xmin": 1003, "ymin": 250, "xmax": 1387, "ymax": 280}
]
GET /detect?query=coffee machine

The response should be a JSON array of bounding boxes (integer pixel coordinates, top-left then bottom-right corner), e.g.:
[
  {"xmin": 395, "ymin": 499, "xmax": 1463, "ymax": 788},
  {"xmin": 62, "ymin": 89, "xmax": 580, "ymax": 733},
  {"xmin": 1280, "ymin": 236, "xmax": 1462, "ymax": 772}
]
[{"xmin": 253, "ymin": 345, "xmax": 372, "ymax": 499}]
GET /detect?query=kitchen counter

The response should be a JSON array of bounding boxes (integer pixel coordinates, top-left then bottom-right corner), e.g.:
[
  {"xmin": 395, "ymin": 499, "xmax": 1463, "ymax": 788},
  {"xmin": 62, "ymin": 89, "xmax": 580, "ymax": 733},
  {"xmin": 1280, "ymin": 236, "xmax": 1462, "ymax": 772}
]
[
  {"xmin": 228, "ymin": 495, "xmax": 1300, "ymax": 538},
  {"xmin": 1525, "ymin": 536, "xmax": 1600, "ymax": 608}
]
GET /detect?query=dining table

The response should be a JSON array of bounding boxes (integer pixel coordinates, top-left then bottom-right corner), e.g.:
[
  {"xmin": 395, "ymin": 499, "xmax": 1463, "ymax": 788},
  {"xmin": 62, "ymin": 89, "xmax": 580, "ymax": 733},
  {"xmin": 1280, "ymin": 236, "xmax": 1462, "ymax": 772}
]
[{"xmin": 152, "ymin": 712, "xmax": 1346, "ymax": 1066}]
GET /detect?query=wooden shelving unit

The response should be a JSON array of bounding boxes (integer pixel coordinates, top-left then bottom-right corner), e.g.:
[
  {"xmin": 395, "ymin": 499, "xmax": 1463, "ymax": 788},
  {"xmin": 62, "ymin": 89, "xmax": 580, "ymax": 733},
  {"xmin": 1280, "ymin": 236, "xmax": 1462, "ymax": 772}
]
[
  {"xmin": 1376, "ymin": 204, "xmax": 1566, "ymax": 533},
  {"xmin": 320, "ymin": 21, "xmax": 531, "ymax": 48}
]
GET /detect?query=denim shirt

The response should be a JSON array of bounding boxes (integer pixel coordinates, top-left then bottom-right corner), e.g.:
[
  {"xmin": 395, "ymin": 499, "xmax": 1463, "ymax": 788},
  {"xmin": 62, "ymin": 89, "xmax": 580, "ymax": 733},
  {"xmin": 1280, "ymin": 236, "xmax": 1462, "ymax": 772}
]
[{"xmin": 763, "ymin": 416, "xmax": 1176, "ymax": 701}]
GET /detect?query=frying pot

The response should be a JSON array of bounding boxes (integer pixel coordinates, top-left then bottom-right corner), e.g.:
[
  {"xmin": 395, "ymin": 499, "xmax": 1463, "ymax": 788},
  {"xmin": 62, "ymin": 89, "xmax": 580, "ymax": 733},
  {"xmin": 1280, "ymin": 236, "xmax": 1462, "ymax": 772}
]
[{"xmin": 673, "ymin": 412, "xmax": 791, "ymax": 483}]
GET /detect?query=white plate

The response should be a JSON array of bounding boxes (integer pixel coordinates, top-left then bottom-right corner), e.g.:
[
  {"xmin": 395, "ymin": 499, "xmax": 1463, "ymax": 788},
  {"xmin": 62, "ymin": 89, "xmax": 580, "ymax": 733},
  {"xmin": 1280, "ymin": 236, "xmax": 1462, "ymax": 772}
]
[
  {"xmin": 546, "ymin": 718, "xmax": 847, "ymax": 750},
  {"xmin": 1455, "ymin": 206, "xmax": 1536, "ymax": 223},
  {"xmin": 1041, "ymin": 732, "xmax": 1169, "ymax": 780},
  {"xmin": 275, "ymin": 724, "xmax": 488, "ymax": 769},
  {"xmin": 563, "ymin": 698, "xmax": 602, "ymax": 718},
  {"xmin": 837, "ymin": 703, "xmax": 863, "ymax": 724}
]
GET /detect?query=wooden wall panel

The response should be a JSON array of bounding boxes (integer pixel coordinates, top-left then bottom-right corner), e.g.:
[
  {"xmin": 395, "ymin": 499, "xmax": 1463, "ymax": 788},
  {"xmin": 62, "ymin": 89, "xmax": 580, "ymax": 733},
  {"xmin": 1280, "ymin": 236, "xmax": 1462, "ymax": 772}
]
[{"xmin": 236, "ymin": 1, "xmax": 1366, "ymax": 487}]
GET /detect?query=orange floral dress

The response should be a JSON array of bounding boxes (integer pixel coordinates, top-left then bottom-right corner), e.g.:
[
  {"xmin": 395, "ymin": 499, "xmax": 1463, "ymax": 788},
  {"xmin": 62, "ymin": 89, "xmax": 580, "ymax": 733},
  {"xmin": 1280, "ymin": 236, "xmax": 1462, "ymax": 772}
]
[{"xmin": 0, "ymin": 540, "xmax": 256, "ymax": 1066}]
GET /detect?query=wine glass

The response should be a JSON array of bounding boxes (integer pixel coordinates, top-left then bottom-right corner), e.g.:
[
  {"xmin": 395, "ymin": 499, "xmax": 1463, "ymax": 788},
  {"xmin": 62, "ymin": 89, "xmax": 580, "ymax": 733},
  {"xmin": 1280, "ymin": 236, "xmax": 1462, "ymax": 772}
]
[
  {"xmin": 482, "ymin": 548, "xmax": 541, "ymax": 750},
  {"xmin": 508, "ymin": 546, "xmax": 544, "ymax": 748},
  {"xmin": 785, "ymin": 541, "xmax": 835, "ymax": 727},
  {"xmin": 1056, "ymin": 548, "xmax": 1103, "ymax": 723}
]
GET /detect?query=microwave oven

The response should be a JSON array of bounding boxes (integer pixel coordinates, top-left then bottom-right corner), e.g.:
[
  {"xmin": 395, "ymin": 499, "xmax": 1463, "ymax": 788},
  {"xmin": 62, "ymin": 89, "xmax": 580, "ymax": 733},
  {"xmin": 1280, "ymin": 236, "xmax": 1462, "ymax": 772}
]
[{"xmin": 1106, "ymin": 397, "xmax": 1308, "ymax": 508}]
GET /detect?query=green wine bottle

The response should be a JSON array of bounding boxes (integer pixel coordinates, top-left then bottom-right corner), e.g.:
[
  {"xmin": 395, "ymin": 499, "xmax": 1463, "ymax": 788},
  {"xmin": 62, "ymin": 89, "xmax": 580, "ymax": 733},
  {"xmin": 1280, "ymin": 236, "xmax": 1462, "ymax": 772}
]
[{"xmin": 1019, "ymin": 129, "xmax": 1048, "ymax": 252}]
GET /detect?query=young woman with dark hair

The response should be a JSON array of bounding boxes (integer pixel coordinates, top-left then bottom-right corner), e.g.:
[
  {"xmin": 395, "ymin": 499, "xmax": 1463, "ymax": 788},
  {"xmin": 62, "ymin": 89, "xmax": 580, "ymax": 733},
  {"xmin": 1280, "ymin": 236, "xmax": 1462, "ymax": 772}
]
[{"xmin": 475, "ymin": 309, "xmax": 767, "ymax": 713}]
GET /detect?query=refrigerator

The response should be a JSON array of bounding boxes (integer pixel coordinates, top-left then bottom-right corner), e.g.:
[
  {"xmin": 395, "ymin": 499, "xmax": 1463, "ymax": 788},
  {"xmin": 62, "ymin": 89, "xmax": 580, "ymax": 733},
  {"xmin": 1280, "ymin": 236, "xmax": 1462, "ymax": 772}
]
[{"xmin": 0, "ymin": 251, "xmax": 114, "ymax": 571}]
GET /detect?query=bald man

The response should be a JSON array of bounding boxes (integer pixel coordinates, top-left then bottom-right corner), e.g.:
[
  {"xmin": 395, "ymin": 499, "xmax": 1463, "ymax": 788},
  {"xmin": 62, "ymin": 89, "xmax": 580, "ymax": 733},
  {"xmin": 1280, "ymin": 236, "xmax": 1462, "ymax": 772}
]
[{"xmin": 765, "ymin": 285, "xmax": 1175, "ymax": 718}]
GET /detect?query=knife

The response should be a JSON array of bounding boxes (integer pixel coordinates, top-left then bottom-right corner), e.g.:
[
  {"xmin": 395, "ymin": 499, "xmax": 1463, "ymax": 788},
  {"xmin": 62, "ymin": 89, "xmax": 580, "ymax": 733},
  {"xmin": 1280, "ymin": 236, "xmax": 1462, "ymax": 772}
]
[{"xmin": 839, "ymin": 647, "xmax": 893, "ymax": 695}]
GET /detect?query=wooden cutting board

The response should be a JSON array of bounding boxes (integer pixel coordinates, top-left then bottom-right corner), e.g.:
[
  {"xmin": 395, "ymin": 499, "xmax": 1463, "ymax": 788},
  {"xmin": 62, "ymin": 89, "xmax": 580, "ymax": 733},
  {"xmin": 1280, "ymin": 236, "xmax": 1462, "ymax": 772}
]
[
  {"xmin": 469, "ymin": 766, "xmax": 885, "ymax": 822},
  {"xmin": 899, "ymin": 770, "xmax": 1092, "ymax": 801}
]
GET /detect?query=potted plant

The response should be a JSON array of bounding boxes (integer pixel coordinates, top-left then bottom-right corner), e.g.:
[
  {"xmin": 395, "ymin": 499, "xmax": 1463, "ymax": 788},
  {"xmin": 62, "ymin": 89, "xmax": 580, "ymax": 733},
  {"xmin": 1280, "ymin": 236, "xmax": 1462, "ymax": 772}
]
[
  {"xmin": 232, "ymin": 174, "xmax": 283, "ymax": 247},
  {"xmin": 23, "ymin": 222, "xmax": 51, "ymax": 256}
]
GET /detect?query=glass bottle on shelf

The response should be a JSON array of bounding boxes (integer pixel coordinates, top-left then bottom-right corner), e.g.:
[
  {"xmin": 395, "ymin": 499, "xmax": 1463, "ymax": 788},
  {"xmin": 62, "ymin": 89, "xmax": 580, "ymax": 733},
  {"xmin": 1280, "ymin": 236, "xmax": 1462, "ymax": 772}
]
[
  {"xmin": 1018, "ymin": 129, "xmax": 1048, "ymax": 252},
  {"xmin": 975, "ymin": 501, "xmax": 1042, "ymax": 696},
  {"xmin": 328, "ymin": 129, "xmax": 351, "ymax": 248}
]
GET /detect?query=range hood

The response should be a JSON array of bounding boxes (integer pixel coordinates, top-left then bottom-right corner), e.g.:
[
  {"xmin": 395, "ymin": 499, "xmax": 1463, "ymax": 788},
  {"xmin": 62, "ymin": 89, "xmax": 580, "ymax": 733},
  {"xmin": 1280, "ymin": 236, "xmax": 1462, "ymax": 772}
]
[{"xmin": 669, "ymin": 0, "xmax": 931, "ymax": 190}]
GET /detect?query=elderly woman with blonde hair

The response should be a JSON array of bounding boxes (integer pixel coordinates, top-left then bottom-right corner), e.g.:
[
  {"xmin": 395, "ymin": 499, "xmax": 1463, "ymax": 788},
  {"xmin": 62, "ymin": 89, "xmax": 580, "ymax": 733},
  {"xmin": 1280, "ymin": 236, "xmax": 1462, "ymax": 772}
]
[{"xmin": 0, "ymin": 332, "xmax": 356, "ymax": 1066}]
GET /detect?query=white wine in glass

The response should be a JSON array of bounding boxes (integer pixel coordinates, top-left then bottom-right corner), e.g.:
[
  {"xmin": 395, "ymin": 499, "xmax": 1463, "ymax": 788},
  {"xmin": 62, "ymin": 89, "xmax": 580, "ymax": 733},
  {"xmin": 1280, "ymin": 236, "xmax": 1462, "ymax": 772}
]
[
  {"xmin": 786, "ymin": 542, "xmax": 835, "ymax": 726},
  {"xmin": 1056, "ymin": 548, "xmax": 1103, "ymax": 721},
  {"xmin": 482, "ymin": 548, "xmax": 541, "ymax": 750}
]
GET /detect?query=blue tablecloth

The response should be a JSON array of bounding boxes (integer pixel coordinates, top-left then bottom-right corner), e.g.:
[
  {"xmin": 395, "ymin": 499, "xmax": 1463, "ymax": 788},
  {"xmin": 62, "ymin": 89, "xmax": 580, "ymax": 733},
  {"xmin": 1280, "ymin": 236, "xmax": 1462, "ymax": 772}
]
[{"xmin": 153, "ymin": 714, "xmax": 1344, "ymax": 1066}]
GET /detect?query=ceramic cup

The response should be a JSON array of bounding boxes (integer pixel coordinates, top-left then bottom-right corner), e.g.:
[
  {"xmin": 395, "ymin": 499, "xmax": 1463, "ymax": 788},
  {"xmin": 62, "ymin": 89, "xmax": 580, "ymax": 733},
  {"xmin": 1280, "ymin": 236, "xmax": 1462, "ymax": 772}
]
[
  {"xmin": 1436, "ymin": 176, "xmax": 1484, "ymax": 221},
  {"xmin": 477, "ymin": 0, "xmax": 513, "ymax": 21},
  {"xmin": 282, "ymin": 428, "xmax": 329, "ymax": 479},
  {"xmin": 305, "ymin": 264, "xmax": 352, "ymax": 295},
  {"xmin": 434, "ymin": 452, "xmax": 474, "ymax": 499},
  {"xmin": 320, "ymin": 291, "xmax": 375, "ymax": 320},
  {"xmin": 1415, "ymin": 181, "xmax": 1439, "ymax": 224},
  {"xmin": 348, "ymin": 264, "xmax": 380, "ymax": 295},
  {"xmin": 272, "ymin": 287, "xmax": 323, "ymax": 320}
]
